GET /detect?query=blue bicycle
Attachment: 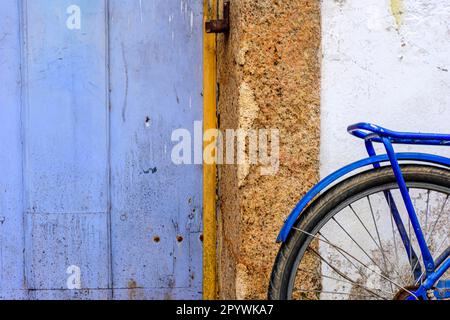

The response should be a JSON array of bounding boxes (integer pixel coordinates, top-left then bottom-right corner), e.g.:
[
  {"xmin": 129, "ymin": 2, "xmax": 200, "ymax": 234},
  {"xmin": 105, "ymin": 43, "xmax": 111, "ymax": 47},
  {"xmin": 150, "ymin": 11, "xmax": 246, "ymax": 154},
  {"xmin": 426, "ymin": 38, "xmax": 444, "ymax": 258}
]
[{"xmin": 269, "ymin": 123, "xmax": 450, "ymax": 300}]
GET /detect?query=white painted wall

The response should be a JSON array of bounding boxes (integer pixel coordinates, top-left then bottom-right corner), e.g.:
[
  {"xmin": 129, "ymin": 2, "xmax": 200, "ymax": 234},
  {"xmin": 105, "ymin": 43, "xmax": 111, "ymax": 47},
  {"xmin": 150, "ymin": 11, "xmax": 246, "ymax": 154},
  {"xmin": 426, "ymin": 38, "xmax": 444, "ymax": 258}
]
[
  {"xmin": 319, "ymin": 0, "xmax": 450, "ymax": 299},
  {"xmin": 321, "ymin": 0, "xmax": 450, "ymax": 176}
]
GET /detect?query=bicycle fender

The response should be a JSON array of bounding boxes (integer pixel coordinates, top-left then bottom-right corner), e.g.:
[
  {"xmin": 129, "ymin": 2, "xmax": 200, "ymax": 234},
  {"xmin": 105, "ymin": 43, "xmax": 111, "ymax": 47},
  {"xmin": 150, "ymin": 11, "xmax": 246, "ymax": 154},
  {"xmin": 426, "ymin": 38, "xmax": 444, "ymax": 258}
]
[{"xmin": 277, "ymin": 152, "xmax": 450, "ymax": 243}]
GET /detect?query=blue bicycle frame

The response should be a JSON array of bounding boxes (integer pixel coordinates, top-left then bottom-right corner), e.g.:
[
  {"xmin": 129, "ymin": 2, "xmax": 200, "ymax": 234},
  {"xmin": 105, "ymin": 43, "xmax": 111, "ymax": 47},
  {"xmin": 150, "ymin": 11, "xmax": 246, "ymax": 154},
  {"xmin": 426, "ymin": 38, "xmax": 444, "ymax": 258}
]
[{"xmin": 277, "ymin": 123, "xmax": 450, "ymax": 300}]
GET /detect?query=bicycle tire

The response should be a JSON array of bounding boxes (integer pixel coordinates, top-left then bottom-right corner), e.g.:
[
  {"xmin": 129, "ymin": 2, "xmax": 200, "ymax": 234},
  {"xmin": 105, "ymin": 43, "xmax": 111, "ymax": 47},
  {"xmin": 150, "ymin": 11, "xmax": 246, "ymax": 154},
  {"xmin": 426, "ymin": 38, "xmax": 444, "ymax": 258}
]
[{"xmin": 269, "ymin": 165, "xmax": 450, "ymax": 300}]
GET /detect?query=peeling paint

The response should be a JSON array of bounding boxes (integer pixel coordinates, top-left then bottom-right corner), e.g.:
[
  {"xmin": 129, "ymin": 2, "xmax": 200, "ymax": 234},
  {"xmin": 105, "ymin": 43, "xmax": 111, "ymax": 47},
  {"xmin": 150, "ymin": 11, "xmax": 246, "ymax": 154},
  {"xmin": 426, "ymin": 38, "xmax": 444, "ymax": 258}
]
[
  {"xmin": 143, "ymin": 167, "xmax": 158, "ymax": 175},
  {"xmin": 390, "ymin": 0, "xmax": 404, "ymax": 29}
]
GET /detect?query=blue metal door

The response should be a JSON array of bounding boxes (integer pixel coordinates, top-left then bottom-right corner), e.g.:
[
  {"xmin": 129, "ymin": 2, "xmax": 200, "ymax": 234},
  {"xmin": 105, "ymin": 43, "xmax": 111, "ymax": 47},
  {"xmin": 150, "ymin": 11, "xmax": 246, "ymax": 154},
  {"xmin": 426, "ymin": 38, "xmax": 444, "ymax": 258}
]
[{"xmin": 0, "ymin": 0, "xmax": 203, "ymax": 300}]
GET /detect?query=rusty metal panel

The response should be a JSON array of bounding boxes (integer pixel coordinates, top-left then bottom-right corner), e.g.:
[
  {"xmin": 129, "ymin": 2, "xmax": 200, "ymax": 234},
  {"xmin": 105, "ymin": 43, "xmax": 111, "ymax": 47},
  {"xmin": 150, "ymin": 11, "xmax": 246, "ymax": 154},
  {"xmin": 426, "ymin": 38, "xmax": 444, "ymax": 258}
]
[
  {"xmin": 23, "ymin": 1, "xmax": 109, "ymax": 214},
  {"xmin": 0, "ymin": 0, "xmax": 27, "ymax": 300},
  {"xmin": 0, "ymin": 0, "xmax": 203, "ymax": 300},
  {"xmin": 20, "ymin": 0, "xmax": 111, "ymax": 293},
  {"xmin": 108, "ymin": 0, "xmax": 203, "ymax": 299}
]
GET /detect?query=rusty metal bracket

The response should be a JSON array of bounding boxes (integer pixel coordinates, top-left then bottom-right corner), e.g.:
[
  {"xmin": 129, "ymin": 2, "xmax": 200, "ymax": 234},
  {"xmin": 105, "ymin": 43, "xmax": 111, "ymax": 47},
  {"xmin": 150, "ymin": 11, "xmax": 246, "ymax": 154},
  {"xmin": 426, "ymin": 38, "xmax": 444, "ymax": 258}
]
[{"xmin": 205, "ymin": 1, "xmax": 230, "ymax": 34}]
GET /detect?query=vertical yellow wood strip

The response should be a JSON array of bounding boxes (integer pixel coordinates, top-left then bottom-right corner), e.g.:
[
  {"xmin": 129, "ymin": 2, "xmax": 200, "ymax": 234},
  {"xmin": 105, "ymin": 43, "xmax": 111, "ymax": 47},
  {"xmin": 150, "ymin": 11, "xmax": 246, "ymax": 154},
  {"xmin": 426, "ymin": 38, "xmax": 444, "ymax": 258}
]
[{"xmin": 203, "ymin": 0, "xmax": 218, "ymax": 300}]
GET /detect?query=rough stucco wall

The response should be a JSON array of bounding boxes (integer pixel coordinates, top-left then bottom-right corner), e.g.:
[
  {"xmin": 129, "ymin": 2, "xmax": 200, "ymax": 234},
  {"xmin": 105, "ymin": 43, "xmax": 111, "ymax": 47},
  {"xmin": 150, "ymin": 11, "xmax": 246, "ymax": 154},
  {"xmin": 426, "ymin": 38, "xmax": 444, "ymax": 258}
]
[{"xmin": 217, "ymin": 0, "xmax": 321, "ymax": 299}]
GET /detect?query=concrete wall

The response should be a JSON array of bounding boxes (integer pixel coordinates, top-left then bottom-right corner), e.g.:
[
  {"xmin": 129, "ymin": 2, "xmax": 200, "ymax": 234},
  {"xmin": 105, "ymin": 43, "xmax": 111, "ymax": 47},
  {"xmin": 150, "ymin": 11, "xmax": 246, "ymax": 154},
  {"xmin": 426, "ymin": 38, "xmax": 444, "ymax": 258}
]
[{"xmin": 216, "ymin": 0, "xmax": 321, "ymax": 299}]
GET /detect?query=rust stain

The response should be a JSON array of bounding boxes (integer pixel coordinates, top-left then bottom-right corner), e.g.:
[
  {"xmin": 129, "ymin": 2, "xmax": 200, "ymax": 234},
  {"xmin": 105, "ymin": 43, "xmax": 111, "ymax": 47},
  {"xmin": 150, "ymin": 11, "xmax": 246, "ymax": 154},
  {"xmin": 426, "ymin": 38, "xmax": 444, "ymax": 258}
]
[
  {"xmin": 164, "ymin": 277, "xmax": 175, "ymax": 300},
  {"xmin": 127, "ymin": 279, "xmax": 138, "ymax": 300}
]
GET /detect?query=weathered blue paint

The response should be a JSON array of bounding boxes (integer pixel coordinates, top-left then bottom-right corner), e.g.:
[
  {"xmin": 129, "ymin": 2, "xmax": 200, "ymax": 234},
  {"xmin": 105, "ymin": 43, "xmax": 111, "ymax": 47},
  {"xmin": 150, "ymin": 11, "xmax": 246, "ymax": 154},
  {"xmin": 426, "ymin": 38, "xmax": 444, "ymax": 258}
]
[
  {"xmin": 0, "ymin": 0, "xmax": 203, "ymax": 300},
  {"xmin": 0, "ymin": 0, "xmax": 27, "ymax": 300},
  {"xmin": 22, "ymin": 0, "xmax": 110, "ymax": 297}
]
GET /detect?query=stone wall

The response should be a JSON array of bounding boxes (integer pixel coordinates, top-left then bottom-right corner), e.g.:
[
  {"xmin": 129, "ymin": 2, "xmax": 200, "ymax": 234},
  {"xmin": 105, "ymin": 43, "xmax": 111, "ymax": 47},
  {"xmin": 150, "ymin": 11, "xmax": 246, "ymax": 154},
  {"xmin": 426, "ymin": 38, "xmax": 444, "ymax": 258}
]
[{"xmin": 216, "ymin": 0, "xmax": 322, "ymax": 299}]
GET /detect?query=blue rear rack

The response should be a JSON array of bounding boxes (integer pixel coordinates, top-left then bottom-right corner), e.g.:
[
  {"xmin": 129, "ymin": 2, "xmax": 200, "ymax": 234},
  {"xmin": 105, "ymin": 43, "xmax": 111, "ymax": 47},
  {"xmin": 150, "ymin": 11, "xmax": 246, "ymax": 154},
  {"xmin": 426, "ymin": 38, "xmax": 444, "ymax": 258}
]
[{"xmin": 348, "ymin": 123, "xmax": 450, "ymax": 146}]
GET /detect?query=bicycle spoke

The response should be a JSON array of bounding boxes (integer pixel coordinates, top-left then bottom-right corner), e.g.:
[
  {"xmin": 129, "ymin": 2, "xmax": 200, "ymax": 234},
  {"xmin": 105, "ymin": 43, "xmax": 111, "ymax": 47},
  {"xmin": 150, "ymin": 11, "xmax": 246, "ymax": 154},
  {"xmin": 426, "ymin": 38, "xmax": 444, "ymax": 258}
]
[
  {"xmin": 293, "ymin": 227, "xmax": 418, "ymax": 299},
  {"xmin": 280, "ymin": 170, "xmax": 450, "ymax": 301},
  {"xmin": 408, "ymin": 194, "xmax": 449, "ymax": 284},
  {"xmin": 367, "ymin": 196, "xmax": 394, "ymax": 292},
  {"xmin": 297, "ymin": 268, "xmax": 395, "ymax": 297},
  {"xmin": 414, "ymin": 235, "xmax": 449, "ymax": 286},
  {"xmin": 349, "ymin": 203, "xmax": 401, "ymax": 277},
  {"xmin": 349, "ymin": 204, "xmax": 382, "ymax": 255},
  {"xmin": 427, "ymin": 195, "xmax": 449, "ymax": 242},
  {"xmin": 388, "ymin": 201, "xmax": 402, "ymax": 279},
  {"xmin": 332, "ymin": 217, "xmax": 387, "ymax": 274},
  {"xmin": 408, "ymin": 214, "xmax": 414, "ymax": 274},
  {"xmin": 307, "ymin": 247, "xmax": 389, "ymax": 300},
  {"xmin": 292, "ymin": 288, "xmax": 382, "ymax": 299},
  {"xmin": 320, "ymin": 233, "xmax": 370, "ymax": 281},
  {"xmin": 425, "ymin": 190, "xmax": 430, "ymax": 239}
]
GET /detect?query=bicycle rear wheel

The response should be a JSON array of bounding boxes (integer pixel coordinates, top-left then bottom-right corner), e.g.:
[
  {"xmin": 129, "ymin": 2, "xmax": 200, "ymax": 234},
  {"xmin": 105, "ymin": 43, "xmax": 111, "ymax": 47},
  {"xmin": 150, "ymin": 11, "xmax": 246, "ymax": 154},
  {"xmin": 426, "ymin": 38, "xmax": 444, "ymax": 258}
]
[{"xmin": 269, "ymin": 165, "xmax": 450, "ymax": 300}]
